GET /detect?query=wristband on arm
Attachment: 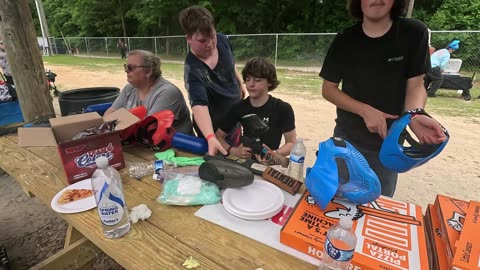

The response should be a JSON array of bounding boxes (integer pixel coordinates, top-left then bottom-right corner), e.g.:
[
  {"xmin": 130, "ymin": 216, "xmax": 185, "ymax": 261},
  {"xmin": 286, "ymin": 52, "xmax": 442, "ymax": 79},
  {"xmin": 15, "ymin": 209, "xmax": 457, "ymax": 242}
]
[
  {"xmin": 206, "ymin": 133, "xmax": 216, "ymax": 141},
  {"xmin": 405, "ymin": 108, "xmax": 429, "ymax": 119}
]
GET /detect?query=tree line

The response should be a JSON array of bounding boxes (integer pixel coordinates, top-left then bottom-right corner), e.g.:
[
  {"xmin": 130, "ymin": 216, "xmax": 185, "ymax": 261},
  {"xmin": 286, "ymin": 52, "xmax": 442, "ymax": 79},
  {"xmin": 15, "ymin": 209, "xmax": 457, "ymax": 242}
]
[{"xmin": 29, "ymin": 0, "xmax": 479, "ymax": 38}]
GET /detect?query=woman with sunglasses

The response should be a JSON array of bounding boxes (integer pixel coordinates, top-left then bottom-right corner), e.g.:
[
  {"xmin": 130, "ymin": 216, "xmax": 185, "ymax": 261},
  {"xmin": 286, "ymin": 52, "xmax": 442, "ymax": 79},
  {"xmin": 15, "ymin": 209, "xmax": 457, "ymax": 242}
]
[{"xmin": 105, "ymin": 50, "xmax": 193, "ymax": 134}]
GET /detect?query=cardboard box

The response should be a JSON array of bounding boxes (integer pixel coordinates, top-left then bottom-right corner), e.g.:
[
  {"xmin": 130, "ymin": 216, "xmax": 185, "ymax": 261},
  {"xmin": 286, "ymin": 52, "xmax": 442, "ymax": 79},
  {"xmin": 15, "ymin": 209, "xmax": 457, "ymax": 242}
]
[
  {"xmin": 280, "ymin": 192, "xmax": 429, "ymax": 270},
  {"xmin": 451, "ymin": 201, "xmax": 480, "ymax": 270},
  {"xmin": 435, "ymin": 195, "xmax": 469, "ymax": 263},
  {"xmin": 425, "ymin": 204, "xmax": 450, "ymax": 270},
  {"xmin": 18, "ymin": 108, "xmax": 139, "ymax": 184},
  {"xmin": 423, "ymin": 210, "xmax": 434, "ymax": 270}
]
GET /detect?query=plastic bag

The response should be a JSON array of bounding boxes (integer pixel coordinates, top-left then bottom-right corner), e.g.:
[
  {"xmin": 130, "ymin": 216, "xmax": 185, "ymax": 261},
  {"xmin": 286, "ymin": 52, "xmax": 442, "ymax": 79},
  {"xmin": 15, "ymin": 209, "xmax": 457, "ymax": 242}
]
[{"xmin": 157, "ymin": 173, "xmax": 221, "ymax": 206}]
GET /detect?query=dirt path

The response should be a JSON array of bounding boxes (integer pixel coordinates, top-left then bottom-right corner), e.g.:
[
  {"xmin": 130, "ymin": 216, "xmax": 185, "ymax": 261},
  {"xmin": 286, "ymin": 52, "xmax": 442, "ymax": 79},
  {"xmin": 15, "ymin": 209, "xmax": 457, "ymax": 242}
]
[{"xmin": 1, "ymin": 63, "xmax": 479, "ymax": 269}]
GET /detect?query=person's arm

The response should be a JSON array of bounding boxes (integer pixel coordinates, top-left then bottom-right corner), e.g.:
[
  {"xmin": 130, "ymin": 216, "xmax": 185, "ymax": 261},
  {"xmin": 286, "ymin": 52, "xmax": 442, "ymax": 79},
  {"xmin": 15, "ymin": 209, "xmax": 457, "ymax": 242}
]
[
  {"xmin": 322, "ymin": 80, "xmax": 398, "ymax": 138},
  {"xmin": 215, "ymin": 128, "xmax": 231, "ymax": 151},
  {"xmin": 104, "ymin": 107, "xmax": 116, "ymax": 115},
  {"xmin": 405, "ymin": 75, "xmax": 446, "ymax": 144},
  {"xmin": 215, "ymin": 128, "xmax": 252, "ymax": 158},
  {"xmin": 192, "ymin": 105, "xmax": 227, "ymax": 155},
  {"xmin": 276, "ymin": 129, "xmax": 296, "ymax": 156},
  {"xmin": 105, "ymin": 85, "xmax": 129, "ymax": 115},
  {"xmin": 234, "ymin": 68, "xmax": 247, "ymax": 99}
]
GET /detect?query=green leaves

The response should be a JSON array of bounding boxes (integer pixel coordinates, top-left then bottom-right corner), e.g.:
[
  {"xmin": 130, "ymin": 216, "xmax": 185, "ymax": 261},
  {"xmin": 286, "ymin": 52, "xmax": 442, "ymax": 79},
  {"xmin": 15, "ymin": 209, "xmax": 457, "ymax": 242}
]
[{"xmin": 37, "ymin": 0, "xmax": 477, "ymax": 38}]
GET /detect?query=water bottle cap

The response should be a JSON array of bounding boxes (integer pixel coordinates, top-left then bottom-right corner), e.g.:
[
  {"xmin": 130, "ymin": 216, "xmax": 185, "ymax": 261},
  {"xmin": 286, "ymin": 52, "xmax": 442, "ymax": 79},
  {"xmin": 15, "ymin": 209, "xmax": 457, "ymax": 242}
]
[
  {"xmin": 339, "ymin": 216, "xmax": 353, "ymax": 229},
  {"xmin": 95, "ymin": 156, "xmax": 109, "ymax": 169},
  {"xmin": 296, "ymin": 137, "xmax": 303, "ymax": 143}
]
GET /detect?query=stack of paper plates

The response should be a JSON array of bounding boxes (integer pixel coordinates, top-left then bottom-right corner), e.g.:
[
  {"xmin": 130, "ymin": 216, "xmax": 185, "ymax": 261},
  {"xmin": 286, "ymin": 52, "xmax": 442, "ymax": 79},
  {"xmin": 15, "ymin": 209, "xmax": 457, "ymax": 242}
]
[{"xmin": 222, "ymin": 180, "xmax": 285, "ymax": 220}]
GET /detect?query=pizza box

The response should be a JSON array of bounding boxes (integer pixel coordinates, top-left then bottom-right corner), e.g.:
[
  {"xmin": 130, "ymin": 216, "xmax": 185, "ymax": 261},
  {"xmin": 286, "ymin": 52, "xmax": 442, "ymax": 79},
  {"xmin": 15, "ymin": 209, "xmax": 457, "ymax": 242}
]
[
  {"xmin": 425, "ymin": 204, "xmax": 450, "ymax": 270},
  {"xmin": 434, "ymin": 195, "xmax": 469, "ymax": 264},
  {"xmin": 280, "ymin": 191, "xmax": 429, "ymax": 270},
  {"xmin": 451, "ymin": 200, "xmax": 480, "ymax": 270}
]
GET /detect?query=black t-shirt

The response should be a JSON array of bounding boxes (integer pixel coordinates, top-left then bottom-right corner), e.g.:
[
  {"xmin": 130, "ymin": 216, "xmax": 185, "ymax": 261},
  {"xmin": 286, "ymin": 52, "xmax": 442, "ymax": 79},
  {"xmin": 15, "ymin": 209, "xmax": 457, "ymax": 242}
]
[
  {"xmin": 219, "ymin": 95, "xmax": 295, "ymax": 150},
  {"xmin": 184, "ymin": 33, "xmax": 241, "ymax": 137},
  {"xmin": 319, "ymin": 18, "xmax": 430, "ymax": 150}
]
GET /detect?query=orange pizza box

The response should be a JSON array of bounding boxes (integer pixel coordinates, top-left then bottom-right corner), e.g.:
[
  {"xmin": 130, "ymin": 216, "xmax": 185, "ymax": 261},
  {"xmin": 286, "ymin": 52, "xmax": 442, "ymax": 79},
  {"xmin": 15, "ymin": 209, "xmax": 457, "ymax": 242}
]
[
  {"xmin": 426, "ymin": 204, "xmax": 450, "ymax": 270},
  {"xmin": 280, "ymin": 191, "xmax": 429, "ymax": 270},
  {"xmin": 435, "ymin": 195, "xmax": 469, "ymax": 262},
  {"xmin": 451, "ymin": 200, "xmax": 480, "ymax": 270},
  {"xmin": 423, "ymin": 208, "xmax": 434, "ymax": 269}
]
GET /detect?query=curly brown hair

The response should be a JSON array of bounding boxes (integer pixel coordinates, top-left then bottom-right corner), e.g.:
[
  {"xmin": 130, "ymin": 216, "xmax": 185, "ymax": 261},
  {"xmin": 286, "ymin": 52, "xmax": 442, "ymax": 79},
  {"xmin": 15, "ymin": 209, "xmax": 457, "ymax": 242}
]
[
  {"xmin": 179, "ymin": 6, "xmax": 215, "ymax": 37},
  {"xmin": 347, "ymin": 0, "xmax": 407, "ymax": 20},
  {"xmin": 242, "ymin": 58, "xmax": 280, "ymax": 91}
]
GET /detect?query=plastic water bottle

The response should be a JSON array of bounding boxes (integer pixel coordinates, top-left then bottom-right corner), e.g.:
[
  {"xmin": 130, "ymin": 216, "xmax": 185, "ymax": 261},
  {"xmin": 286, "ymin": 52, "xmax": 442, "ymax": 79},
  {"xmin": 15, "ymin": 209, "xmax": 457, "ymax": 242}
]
[
  {"xmin": 128, "ymin": 160, "xmax": 176, "ymax": 181},
  {"xmin": 287, "ymin": 137, "xmax": 306, "ymax": 181},
  {"xmin": 318, "ymin": 216, "xmax": 357, "ymax": 270},
  {"xmin": 91, "ymin": 156, "xmax": 130, "ymax": 238}
]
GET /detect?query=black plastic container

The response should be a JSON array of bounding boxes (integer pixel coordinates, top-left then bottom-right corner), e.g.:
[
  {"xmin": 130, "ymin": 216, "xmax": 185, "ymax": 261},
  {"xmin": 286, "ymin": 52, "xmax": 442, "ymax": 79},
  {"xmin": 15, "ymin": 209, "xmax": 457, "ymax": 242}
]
[{"xmin": 58, "ymin": 87, "xmax": 120, "ymax": 116}]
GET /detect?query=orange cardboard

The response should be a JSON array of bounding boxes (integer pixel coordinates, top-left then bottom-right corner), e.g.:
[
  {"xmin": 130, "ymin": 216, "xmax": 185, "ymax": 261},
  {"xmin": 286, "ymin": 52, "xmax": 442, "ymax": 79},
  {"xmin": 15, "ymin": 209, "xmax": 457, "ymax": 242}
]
[
  {"xmin": 281, "ymin": 192, "xmax": 429, "ymax": 270},
  {"xmin": 451, "ymin": 201, "xmax": 480, "ymax": 270},
  {"xmin": 435, "ymin": 195, "xmax": 469, "ymax": 263},
  {"xmin": 426, "ymin": 204, "xmax": 450, "ymax": 270},
  {"xmin": 18, "ymin": 108, "xmax": 139, "ymax": 184}
]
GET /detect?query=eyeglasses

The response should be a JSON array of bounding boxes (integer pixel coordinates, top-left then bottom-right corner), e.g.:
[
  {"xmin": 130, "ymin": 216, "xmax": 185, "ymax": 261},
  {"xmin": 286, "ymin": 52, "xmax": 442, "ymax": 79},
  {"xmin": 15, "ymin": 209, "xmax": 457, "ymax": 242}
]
[{"xmin": 123, "ymin": 64, "xmax": 149, "ymax": 73}]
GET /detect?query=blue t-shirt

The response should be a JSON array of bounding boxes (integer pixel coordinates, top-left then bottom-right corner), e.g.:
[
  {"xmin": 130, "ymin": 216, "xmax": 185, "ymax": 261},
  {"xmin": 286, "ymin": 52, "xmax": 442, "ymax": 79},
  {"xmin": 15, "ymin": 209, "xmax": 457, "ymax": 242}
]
[
  {"xmin": 430, "ymin": 48, "xmax": 451, "ymax": 70},
  {"xmin": 184, "ymin": 33, "xmax": 241, "ymax": 137}
]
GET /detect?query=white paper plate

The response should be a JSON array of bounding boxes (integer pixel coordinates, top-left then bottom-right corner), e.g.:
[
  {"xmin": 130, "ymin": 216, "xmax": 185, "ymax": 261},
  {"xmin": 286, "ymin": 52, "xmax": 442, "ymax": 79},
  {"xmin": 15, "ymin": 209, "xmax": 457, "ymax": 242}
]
[
  {"xmin": 222, "ymin": 180, "xmax": 285, "ymax": 220},
  {"xmin": 51, "ymin": 179, "xmax": 97, "ymax": 214}
]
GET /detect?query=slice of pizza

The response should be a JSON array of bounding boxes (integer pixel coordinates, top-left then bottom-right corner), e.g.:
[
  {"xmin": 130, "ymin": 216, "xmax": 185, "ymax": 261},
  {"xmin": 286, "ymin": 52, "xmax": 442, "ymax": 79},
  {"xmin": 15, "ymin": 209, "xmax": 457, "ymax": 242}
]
[{"xmin": 57, "ymin": 189, "xmax": 94, "ymax": 205}]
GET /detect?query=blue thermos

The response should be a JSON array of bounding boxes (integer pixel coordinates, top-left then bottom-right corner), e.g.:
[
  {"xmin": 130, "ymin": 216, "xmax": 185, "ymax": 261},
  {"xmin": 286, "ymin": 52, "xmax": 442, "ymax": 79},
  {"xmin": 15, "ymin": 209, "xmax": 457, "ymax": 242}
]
[{"xmin": 172, "ymin": 133, "xmax": 208, "ymax": 155}]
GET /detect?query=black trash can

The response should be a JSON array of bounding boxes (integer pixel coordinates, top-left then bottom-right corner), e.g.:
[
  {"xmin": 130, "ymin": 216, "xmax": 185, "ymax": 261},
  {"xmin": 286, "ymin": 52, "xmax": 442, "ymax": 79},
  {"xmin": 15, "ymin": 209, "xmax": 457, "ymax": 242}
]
[{"xmin": 58, "ymin": 87, "xmax": 120, "ymax": 116}]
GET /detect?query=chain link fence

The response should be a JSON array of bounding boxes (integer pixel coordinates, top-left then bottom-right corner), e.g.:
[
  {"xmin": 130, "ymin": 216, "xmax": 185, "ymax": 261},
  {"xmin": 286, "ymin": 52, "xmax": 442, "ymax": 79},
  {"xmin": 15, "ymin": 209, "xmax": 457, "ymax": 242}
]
[{"xmin": 48, "ymin": 31, "xmax": 480, "ymax": 75}]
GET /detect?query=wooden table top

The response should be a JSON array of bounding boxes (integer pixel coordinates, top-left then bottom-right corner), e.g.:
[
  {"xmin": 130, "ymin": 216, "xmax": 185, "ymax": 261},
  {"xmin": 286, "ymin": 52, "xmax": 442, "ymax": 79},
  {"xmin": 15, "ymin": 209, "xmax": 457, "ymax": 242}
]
[{"xmin": 0, "ymin": 134, "xmax": 315, "ymax": 270}]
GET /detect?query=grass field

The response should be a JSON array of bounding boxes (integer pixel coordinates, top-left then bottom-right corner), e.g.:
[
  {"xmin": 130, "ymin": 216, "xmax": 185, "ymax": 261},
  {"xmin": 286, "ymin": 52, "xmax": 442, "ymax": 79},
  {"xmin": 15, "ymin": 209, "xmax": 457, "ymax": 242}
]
[{"xmin": 43, "ymin": 55, "xmax": 480, "ymax": 119}]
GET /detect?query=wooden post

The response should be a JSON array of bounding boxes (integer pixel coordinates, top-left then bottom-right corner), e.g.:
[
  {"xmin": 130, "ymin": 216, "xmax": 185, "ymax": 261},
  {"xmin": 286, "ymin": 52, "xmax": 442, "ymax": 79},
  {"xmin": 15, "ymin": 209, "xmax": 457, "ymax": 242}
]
[{"xmin": 0, "ymin": 0, "xmax": 55, "ymax": 123}]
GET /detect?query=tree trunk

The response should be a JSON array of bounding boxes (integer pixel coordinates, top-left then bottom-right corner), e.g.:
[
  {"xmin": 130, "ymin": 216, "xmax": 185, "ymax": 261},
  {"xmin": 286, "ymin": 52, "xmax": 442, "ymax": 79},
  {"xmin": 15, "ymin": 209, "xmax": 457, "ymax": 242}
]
[
  {"xmin": 118, "ymin": 0, "xmax": 127, "ymax": 39},
  {"xmin": 406, "ymin": 0, "xmax": 415, "ymax": 18},
  {"xmin": 0, "ymin": 0, "xmax": 55, "ymax": 122}
]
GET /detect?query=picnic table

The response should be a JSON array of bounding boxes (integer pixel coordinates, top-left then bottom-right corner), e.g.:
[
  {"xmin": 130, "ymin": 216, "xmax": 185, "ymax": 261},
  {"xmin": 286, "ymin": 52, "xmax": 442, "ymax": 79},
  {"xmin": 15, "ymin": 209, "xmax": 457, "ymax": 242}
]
[{"xmin": 0, "ymin": 134, "xmax": 314, "ymax": 270}]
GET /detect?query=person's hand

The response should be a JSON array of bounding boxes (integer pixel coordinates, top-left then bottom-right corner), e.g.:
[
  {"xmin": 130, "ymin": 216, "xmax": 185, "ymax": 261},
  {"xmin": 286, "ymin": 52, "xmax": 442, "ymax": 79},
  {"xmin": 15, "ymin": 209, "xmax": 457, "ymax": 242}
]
[
  {"xmin": 240, "ymin": 86, "xmax": 247, "ymax": 99},
  {"xmin": 208, "ymin": 137, "xmax": 227, "ymax": 156},
  {"xmin": 254, "ymin": 144, "xmax": 270, "ymax": 164},
  {"xmin": 409, "ymin": 115, "xmax": 447, "ymax": 144},
  {"xmin": 230, "ymin": 144, "xmax": 252, "ymax": 159},
  {"xmin": 362, "ymin": 106, "xmax": 398, "ymax": 138}
]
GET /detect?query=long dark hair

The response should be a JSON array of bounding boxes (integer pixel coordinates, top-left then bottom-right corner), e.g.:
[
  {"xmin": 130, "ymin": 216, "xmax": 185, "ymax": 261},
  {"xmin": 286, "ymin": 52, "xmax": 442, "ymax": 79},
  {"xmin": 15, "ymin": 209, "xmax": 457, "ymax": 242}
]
[{"xmin": 347, "ymin": 0, "xmax": 407, "ymax": 20}]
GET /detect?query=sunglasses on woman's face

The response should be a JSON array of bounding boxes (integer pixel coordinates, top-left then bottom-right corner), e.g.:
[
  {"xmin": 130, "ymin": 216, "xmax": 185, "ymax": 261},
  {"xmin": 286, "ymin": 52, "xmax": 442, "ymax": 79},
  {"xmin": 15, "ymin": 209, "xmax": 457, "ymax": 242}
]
[{"xmin": 124, "ymin": 64, "xmax": 148, "ymax": 73}]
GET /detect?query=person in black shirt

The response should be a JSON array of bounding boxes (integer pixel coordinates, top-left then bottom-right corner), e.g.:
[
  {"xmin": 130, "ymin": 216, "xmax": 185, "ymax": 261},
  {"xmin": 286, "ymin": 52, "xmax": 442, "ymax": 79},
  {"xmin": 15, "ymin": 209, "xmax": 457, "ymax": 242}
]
[
  {"xmin": 179, "ymin": 6, "xmax": 246, "ymax": 156},
  {"xmin": 216, "ymin": 57, "xmax": 296, "ymax": 162},
  {"xmin": 117, "ymin": 39, "xmax": 127, "ymax": 59},
  {"xmin": 320, "ymin": 0, "xmax": 446, "ymax": 196}
]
